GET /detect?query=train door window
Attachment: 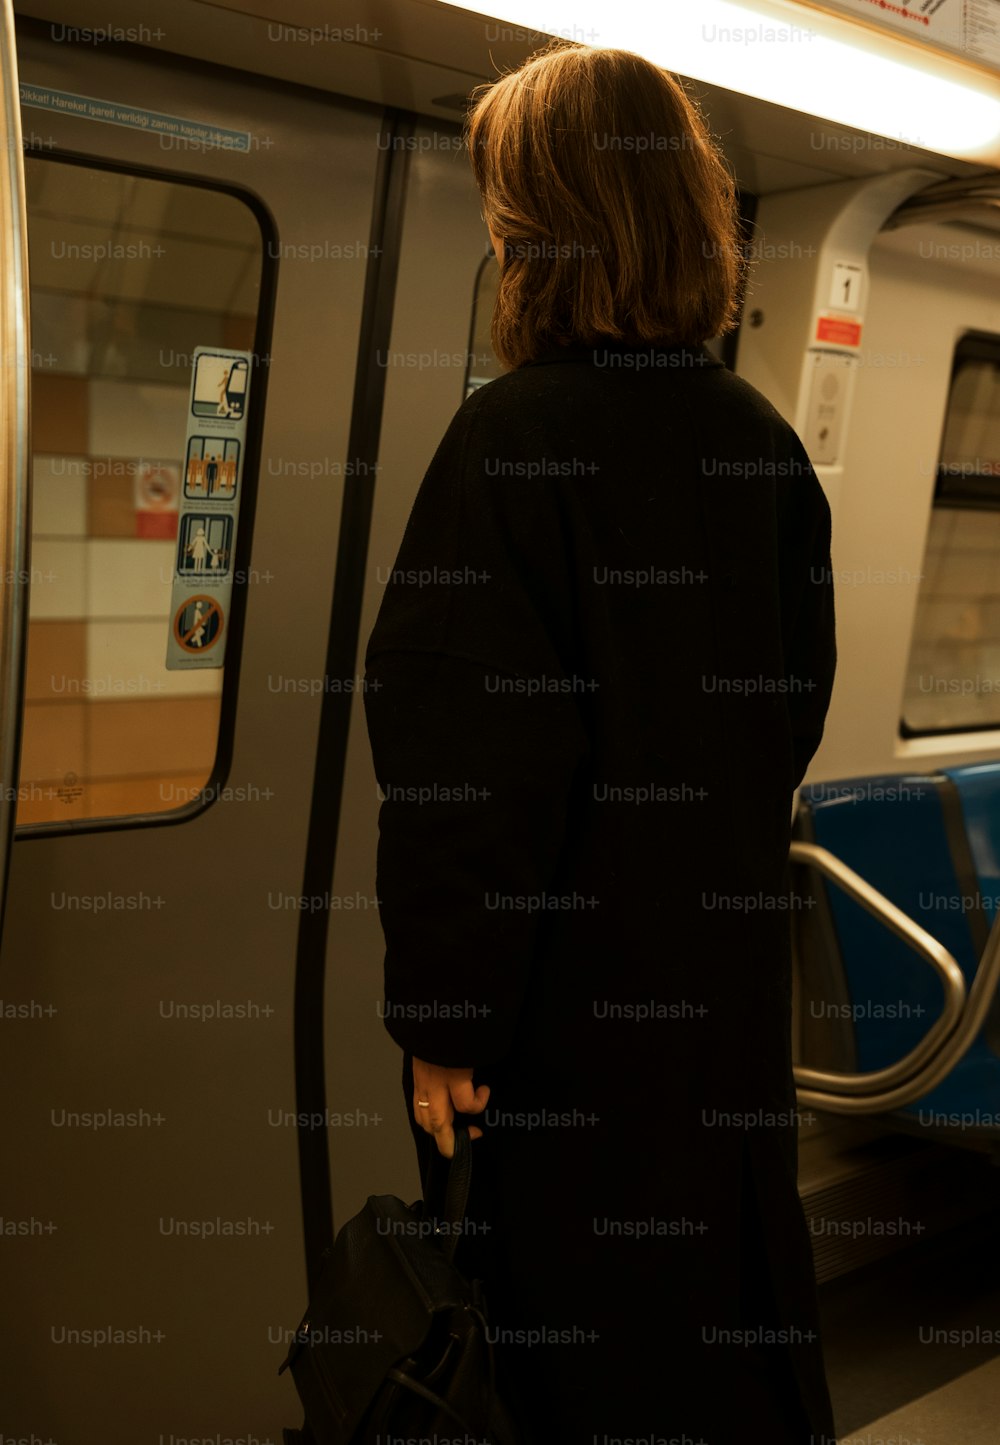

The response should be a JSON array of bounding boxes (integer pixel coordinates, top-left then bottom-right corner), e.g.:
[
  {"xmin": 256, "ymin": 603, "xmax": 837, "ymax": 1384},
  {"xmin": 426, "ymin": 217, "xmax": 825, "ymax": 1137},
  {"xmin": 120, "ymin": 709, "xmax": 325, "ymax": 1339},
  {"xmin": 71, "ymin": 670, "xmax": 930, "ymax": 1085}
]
[
  {"xmin": 17, "ymin": 157, "xmax": 267, "ymax": 828},
  {"xmin": 901, "ymin": 333, "xmax": 1000, "ymax": 735},
  {"xmin": 465, "ymin": 251, "xmax": 502, "ymax": 397}
]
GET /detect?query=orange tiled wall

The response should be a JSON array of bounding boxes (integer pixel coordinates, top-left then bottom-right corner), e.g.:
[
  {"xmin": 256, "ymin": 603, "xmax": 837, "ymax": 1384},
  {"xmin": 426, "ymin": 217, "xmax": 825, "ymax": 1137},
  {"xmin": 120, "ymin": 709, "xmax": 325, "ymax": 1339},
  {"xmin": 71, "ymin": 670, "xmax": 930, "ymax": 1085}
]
[{"xmin": 19, "ymin": 371, "xmax": 222, "ymax": 825}]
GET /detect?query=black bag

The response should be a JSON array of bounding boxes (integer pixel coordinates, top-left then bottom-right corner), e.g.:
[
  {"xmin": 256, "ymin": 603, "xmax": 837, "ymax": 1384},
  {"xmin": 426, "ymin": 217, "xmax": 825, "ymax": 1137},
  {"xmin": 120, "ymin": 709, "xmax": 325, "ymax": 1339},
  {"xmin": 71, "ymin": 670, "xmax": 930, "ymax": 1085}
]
[{"xmin": 279, "ymin": 1121, "xmax": 522, "ymax": 1444}]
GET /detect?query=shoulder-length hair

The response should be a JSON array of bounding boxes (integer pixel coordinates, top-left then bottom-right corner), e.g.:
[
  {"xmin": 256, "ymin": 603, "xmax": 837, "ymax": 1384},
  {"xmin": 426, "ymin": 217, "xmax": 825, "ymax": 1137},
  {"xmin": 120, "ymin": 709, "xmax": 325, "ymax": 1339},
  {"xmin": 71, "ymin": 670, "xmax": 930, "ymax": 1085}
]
[{"xmin": 466, "ymin": 42, "xmax": 746, "ymax": 370}]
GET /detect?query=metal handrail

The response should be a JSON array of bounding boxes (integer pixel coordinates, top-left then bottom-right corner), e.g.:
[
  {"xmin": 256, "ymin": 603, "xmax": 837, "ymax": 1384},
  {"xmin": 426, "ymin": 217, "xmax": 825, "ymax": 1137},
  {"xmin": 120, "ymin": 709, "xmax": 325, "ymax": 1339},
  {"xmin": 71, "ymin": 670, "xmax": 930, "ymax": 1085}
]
[
  {"xmin": 882, "ymin": 199, "xmax": 1000, "ymax": 233},
  {"xmin": 790, "ymin": 841, "xmax": 966, "ymax": 1099},
  {"xmin": 881, "ymin": 174, "xmax": 1000, "ymax": 231},
  {"xmin": 0, "ymin": 2, "xmax": 31, "ymax": 939},
  {"xmin": 795, "ymin": 888, "xmax": 1000, "ymax": 1117},
  {"xmin": 791, "ymin": 843, "xmax": 1000, "ymax": 1109}
]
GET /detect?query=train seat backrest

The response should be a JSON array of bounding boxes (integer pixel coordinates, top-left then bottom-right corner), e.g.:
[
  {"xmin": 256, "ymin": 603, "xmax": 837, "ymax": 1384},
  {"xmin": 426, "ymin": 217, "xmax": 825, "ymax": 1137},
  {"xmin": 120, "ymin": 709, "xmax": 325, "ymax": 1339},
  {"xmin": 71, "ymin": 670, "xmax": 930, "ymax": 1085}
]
[{"xmin": 940, "ymin": 764, "xmax": 1000, "ymax": 935}]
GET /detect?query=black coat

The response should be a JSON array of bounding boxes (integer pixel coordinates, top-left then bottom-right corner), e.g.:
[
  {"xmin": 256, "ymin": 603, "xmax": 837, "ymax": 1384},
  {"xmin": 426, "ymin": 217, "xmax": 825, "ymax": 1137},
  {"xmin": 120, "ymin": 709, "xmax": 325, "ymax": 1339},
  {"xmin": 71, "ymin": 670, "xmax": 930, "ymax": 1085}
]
[{"xmin": 363, "ymin": 341, "xmax": 837, "ymax": 1444}]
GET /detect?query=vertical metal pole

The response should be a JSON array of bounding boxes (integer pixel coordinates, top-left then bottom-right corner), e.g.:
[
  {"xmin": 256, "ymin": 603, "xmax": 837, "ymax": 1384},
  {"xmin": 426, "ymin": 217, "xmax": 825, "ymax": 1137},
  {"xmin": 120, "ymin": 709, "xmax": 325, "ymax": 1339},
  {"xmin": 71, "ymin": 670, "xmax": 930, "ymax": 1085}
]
[{"xmin": 0, "ymin": 1, "xmax": 31, "ymax": 935}]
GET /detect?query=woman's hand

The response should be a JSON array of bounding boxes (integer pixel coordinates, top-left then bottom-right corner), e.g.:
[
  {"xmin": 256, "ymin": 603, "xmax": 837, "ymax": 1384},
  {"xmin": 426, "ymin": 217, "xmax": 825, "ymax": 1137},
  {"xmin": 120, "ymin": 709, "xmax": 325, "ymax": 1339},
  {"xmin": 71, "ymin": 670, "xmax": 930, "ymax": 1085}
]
[{"xmin": 412, "ymin": 1056, "xmax": 491, "ymax": 1158}]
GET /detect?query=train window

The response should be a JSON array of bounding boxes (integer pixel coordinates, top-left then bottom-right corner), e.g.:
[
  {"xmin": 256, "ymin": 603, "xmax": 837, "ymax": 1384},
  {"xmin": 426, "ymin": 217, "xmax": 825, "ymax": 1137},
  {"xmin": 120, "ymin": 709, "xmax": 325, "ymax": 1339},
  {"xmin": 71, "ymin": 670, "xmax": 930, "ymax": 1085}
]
[
  {"xmin": 465, "ymin": 251, "xmax": 502, "ymax": 397},
  {"xmin": 901, "ymin": 333, "xmax": 1000, "ymax": 736},
  {"xmin": 17, "ymin": 158, "xmax": 266, "ymax": 829}
]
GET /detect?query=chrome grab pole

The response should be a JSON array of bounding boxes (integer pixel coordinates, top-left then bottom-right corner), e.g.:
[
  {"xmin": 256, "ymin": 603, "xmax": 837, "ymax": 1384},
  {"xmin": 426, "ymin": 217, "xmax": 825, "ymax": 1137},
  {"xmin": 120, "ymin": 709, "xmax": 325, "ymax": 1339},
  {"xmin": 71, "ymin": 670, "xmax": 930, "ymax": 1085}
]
[
  {"xmin": 0, "ymin": 0, "xmax": 31, "ymax": 937},
  {"xmin": 789, "ymin": 841, "xmax": 1000, "ymax": 1115},
  {"xmin": 790, "ymin": 840, "xmax": 967, "ymax": 1096}
]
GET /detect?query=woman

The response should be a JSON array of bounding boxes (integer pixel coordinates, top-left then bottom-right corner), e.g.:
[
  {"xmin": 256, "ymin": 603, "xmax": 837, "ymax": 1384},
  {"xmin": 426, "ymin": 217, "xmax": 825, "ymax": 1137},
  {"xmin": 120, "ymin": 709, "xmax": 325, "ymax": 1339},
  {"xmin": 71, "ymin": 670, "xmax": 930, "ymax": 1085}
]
[{"xmin": 363, "ymin": 41, "xmax": 837, "ymax": 1445}]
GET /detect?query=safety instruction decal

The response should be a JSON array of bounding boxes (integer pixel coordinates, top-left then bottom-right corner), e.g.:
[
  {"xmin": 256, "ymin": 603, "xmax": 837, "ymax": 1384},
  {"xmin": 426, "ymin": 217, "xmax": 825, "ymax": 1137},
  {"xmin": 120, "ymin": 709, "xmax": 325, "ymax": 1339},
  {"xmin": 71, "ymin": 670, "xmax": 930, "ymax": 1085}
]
[
  {"xmin": 19, "ymin": 84, "xmax": 251, "ymax": 150},
  {"xmin": 173, "ymin": 596, "xmax": 225, "ymax": 655},
  {"xmin": 165, "ymin": 349, "xmax": 251, "ymax": 670}
]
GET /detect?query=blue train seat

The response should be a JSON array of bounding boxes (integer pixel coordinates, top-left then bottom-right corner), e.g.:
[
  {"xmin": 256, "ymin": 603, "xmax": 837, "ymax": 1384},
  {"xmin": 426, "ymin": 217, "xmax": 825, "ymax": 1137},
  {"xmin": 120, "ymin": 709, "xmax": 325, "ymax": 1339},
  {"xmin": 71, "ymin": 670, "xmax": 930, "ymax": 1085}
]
[{"xmin": 792, "ymin": 766, "xmax": 1000, "ymax": 1143}]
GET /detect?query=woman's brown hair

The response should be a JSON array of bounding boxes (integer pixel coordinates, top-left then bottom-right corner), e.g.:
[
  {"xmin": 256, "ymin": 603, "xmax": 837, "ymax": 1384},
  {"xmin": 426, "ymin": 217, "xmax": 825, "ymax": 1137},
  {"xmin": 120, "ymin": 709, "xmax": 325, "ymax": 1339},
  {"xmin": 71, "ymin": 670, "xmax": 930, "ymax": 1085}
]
[{"xmin": 466, "ymin": 42, "xmax": 745, "ymax": 369}]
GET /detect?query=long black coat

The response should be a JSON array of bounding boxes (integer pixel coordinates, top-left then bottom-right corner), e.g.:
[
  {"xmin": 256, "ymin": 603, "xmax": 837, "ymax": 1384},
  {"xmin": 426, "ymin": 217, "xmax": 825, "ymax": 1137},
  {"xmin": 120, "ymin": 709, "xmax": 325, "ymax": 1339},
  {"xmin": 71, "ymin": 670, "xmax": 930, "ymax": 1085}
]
[{"xmin": 363, "ymin": 340, "xmax": 837, "ymax": 1444}]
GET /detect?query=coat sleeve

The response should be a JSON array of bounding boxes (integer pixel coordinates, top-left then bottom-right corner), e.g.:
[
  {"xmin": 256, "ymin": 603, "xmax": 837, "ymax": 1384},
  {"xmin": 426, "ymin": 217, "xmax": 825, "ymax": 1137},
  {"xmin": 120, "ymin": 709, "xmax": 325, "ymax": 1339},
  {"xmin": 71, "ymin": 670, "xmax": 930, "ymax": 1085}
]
[
  {"xmin": 362, "ymin": 393, "xmax": 590, "ymax": 1068},
  {"xmin": 776, "ymin": 434, "xmax": 837, "ymax": 791}
]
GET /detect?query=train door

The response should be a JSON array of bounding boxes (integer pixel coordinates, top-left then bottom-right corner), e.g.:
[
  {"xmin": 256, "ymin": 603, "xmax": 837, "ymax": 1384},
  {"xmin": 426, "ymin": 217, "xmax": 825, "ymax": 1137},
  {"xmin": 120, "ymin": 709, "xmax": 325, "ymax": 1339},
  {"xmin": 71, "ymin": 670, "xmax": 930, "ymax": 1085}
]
[{"xmin": 0, "ymin": 19, "xmax": 422, "ymax": 1442}]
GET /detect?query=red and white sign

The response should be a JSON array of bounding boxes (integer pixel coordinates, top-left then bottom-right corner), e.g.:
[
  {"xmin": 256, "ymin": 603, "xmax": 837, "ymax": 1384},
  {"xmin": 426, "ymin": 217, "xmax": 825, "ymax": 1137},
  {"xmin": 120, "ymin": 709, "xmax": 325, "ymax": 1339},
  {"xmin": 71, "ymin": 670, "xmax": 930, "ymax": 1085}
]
[
  {"xmin": 816, "ymin": 316, "xmax": 863, "ymax": 348},
  {"xmin": 133, "ymin": 461, "xmax": 180, "ymax": 539}
]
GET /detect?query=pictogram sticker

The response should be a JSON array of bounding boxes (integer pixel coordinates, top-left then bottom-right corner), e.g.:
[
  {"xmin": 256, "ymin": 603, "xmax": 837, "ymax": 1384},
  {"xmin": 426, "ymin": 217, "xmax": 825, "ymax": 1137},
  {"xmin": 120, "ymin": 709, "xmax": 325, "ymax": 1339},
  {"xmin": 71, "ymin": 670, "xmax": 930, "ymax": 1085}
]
[
  {"xmin": 185, "ymin": 436, "xmax": 240, "ymax": 499},
  {"xmin": 166, "ymin": 346, "xmax": 250, "ymax": 671},
  {"xmin": 173, "ymin": 595, "xmax": 224, "ymax": 654},
  {"xmin": 176, "ymin": 513, "xmax": 234, "ymax": 576},
  {"xmin": 192, "ymin": 353, "xmax": 249, "ymax": 420}
]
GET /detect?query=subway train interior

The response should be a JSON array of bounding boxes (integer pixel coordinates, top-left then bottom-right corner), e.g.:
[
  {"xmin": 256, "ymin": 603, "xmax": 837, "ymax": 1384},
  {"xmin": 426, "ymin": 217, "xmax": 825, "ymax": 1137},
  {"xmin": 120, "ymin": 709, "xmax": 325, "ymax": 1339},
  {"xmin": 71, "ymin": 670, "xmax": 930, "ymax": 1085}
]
[{"xmin": 2, "ymin": 0, "xmax": 1000, "ymax": 1440}]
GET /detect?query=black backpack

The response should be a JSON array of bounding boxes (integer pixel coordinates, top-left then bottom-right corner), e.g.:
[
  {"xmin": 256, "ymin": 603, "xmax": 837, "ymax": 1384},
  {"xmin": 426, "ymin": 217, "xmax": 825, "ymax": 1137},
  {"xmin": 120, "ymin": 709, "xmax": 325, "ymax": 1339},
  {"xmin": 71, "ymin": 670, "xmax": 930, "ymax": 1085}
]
[{"xmin": 279, "ymin": 1121, "xmax": 523, "ymax": 1444}]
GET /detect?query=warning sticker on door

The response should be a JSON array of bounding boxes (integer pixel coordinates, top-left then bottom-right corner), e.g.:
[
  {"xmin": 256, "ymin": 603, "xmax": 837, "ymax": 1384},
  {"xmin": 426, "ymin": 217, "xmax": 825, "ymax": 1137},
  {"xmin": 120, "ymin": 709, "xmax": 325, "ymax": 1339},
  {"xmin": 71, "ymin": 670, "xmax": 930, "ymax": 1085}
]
[
  {"xmin": 191, "ymin": 353, "xmax": 250, "ymax": 420},
  {"xmin": 173, "ymin": 595, "xmax": 225, "ymax": 654},
  {"xmin": 184, "ymin": 437, "xmax": 240, "ymax": 500},
  {"xmin": 176, "ymin": 513, "xmax": 234, "ymax": 577},
  {"xmin": 165, "ymin": 346, "xmax": 251, "ymax": 671}
]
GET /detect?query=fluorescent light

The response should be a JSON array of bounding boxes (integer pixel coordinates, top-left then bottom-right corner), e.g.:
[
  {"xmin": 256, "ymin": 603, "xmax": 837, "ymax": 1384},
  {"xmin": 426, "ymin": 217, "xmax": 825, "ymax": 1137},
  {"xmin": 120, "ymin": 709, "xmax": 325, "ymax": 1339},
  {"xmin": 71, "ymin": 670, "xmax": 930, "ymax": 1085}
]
[{"xmin": 437, "ymin": 0, "xmax": 1000, "ymax": 160}]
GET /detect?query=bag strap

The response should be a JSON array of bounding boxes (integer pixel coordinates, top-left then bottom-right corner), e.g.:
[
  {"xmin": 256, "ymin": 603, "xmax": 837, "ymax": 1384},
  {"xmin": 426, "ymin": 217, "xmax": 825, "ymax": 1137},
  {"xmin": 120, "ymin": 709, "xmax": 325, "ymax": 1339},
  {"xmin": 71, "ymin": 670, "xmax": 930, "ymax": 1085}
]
[
  {"xmin": 420, "ymin": 1120, "xmax": 472, "ymax": 1266},
  {"xmin": 384, "ymin": 1364, "xmax": 478, "ymax": 1429},
  {"xmin": 384, "ymin": 1300, "xmax": 499, "ymax": 1437}
]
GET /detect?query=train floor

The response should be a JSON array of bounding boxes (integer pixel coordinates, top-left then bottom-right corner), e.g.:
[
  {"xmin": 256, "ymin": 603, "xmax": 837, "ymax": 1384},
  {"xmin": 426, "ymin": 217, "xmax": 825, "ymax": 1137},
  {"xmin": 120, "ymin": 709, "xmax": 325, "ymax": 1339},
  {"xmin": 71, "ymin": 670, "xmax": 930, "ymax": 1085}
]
[{"xmin": 819, "ymin": 1203, "xmax": 1000, "ymax": 1444}]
